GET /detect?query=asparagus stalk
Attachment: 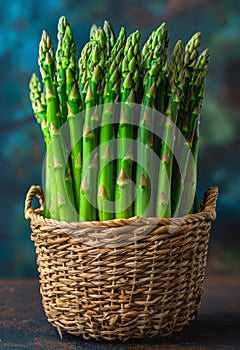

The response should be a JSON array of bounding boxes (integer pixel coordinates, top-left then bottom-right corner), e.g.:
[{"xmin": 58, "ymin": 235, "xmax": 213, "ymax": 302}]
[
  {"xmin": 38, "ymin": 31, "xmax": 59, "ymax": 219},
  {"xmin": 80, "ymin": 91, "xmax": 98, "ymax": 221},
  {"xmin": 103, "ymin": 20, "xmax": 116, "ymax": 55},
  {"xmin": 29, "ymin": 73, "xmax": 52, "ymax": 218},
  {"xmin": 171, "ymin": 33, "xmax": 202, "ymax": 216},
  {"xmin": 178, "ymin": 49, "xmax": 210, "ymax": 215},
  {"xmin": 152, "ymin": 24, "xmax": 169, "ymax": 160},
  {"xmin": 60, "ymin": 24, "xmax": 79, "ymax": 213},
  {"xmin": 134, "ymin": 135, "xmax": 153, "ymax": 217},
  {"xmin": 156, "ymin": 40, "xmax": 185, "ymax": 218},
  {"xmin": 153, "ymin": 25, "xmax": 169, "ymax": 116},
  {"xmin": 60, "ymin": 24, "xmax": 83, "ymax": 211},
  {"xmin": 38, "ymin": 31, "xmax": 60, "ymax": 128},
  {"xmin": 97, "ymin": 101, "xmax": 115, "ymax": 221},
  {"xmin": 80, "ymin": 152, "xmax": 98, "ymax": 221},
  {"xmin": 115, "ymin": 168, "xmax": 133, "ymax": 219},
  {"xmin": 78, "ymin": 42, "xmax": 92, "ymax": 111},
  {"xmin": 97, "ymin": 28, "xmax": 126, "ymax": 220},
  {"xmin": 135, "ymin": 24, "xmax": 169, "ymax": 217},
  {"xmin": 90, "ymin": 24, "xmax": 98, "ymax": 41},
  {"xmin": 62, "ymin": 25, "xmax": 78, "ymax": 97},
  {"xmin": 56, "ymin": 16, "xmax": 69, "ymax": 121},
  {"xmin": 39, "ymin": 31, "xmax": 76, "ymax": 221},
  {"xmin": 188, "ymin": 49, "xmax": 210, "ymax": 134},
  {"xmin": 178, "ymin": 32, "xmax": 201, "ymax": 136},
  {"xmin": 80, "ymin": 28, "xmax": 106, "ymax": 221},
  {"xmin": 29, "ymin": 73, "xmax": 50, "ymax": 146},
  {"xmin": 103, "ymin": 27, "xmax": 126, "ymax": 106},
  {"xmin": 115, "ymin": 31, "xmax": 141, "ymax": 218},
  {"xmin": 98, "ymin": 143, "xmax": 115, "ymax": 220}
]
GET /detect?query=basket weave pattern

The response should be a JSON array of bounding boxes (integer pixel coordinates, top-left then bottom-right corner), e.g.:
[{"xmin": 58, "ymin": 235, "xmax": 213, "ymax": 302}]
[{"xmin": 25, "ymin": 185, "xmax": 218, "ymax": 341}]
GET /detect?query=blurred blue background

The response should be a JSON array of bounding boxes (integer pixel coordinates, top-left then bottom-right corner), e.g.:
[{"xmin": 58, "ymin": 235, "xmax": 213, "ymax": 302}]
[{"xmin": 0, "ymin": 0, "xmax": 239, "ymax": 278}]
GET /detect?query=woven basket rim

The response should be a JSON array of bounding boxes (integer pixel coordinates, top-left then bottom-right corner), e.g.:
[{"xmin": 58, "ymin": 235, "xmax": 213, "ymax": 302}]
[{"xmin": 24, "ymin": 185, "xmax": 218, "ymax": 228}]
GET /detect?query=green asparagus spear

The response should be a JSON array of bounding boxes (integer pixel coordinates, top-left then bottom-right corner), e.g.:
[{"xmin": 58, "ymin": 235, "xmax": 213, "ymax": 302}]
[
  {"xmin": 56, "ymin": 16, "xmax": 69, "ymax": 120},
  {"xmin": 156, "ymin": 40, "xmax": 185, "ymax": 218},
  {"xmin": 97, "ymin": 28, "xmax": 126, "ymax": 220},
  {"xmin": 80, "ymin": 28, "xmax": 107, "ymax": 220},
  {"xmin": 29, "ymin": 73, "xmax": 50, "ymax": 146},
  {"xmin": 115, "ymin": 31, "xmax": 141, "ymax": 218},
  {"xmin": 39, "ymin": 31, "xmax": 76, "ymax": 221},
  {"xmin": 29, "ymin": 73, "xmax": 52, "ymax": 219},
  {"xmin": 103, "ymin": 20, "xmax": 116, "ymax": 55},
  {"xmin": 135, "ymin": 24, "xmax": 169, "ymax": 217},
  {"xmin": 115, "ymin": 168, "xmax": 133, "ymax": 219},
  {"xmin": 90, "ymin": 24, "xmax": 98, "ymax": 41},
  {"xmin": 154, "ymin": 24, "xmax": 169, "ymax": 114},
  {"xmin": 177, "ymin": 49, "xmax": 210, "ymax": 216},
  {"xmin": 171, "ymin": 33, "xmax": 201, "ymax": 216},
  {"xmin": 59, "ymin": 23, "xmax": 82, "ymax": 211},
  {"xmin": 98, "ymin": 143, "xmax": 115, "ymax": 220},
  {"xmin": 178, "ymin": 32, "xmax": 201, "ymax": 135},
  {"xmin": 78, "ymin": 42, "xmax": 92, "ymax": 111}
]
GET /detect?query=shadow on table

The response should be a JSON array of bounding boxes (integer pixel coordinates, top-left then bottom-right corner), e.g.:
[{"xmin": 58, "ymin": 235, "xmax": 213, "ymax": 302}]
[{"xmin": 60, "ymin": 312, "xmax": 240, "ymax": 349}]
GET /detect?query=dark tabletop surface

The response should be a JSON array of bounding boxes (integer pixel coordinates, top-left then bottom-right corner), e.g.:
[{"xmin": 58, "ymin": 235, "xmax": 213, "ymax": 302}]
[{"xmin": 0, "ymin": 273, "xmax": 239, "ymax": 350}]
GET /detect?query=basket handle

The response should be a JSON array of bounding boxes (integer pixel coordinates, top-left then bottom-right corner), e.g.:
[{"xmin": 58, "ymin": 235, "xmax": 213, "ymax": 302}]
[
  {"xmin": 202, "ymin": 186, "xmax": 219, "ymax": 220},
  {"xmin": 25, "ymin": 185, "xmax": 44, "ymax": 220}
]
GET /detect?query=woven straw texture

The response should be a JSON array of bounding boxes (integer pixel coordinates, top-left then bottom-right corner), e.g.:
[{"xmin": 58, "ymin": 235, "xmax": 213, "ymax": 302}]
[{"xmin": 25, "ymin": 185, "xmax": 218, "ymax": 341}]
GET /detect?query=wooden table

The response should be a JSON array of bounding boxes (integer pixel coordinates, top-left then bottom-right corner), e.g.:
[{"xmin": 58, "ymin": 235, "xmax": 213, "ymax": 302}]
[{"xmin": 0, "ymin": 274, "xmax": 239, "ymax": 350}]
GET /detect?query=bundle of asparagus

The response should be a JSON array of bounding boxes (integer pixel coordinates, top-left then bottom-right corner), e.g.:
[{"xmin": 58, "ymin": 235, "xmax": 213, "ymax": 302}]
[{"xmin": 29, "ymin": 17, "xmax": 210, "ymax": 221}]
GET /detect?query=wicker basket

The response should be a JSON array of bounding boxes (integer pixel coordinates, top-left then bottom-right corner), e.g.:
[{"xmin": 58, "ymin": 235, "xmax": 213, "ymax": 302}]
[{"xmin": 25, "ymin": 185, "xmax": 218, "ymax": 341}]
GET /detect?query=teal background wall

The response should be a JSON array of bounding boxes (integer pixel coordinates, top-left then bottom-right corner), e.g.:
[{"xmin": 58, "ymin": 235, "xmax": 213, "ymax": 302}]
[{"xmin": 0, "ymin": 0, "xmax": 240, "ymax": 277}]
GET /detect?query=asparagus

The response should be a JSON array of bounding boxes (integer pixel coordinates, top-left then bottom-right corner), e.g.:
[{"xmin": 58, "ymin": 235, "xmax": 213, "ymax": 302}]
[
  {"xmin": 38, "ymin": 31, "xmax": 76, "ymax": 221},
  {"xmin": 152, "ymin": 25, "xmax": 169, "ymax": 165},
  {"xmin": 178, "ymin": 32, "xmax": 201, "ymax": 136},
  {"xmin": 178, "ymin": 49, "xmax": 210, "ymax": 215},
  {"xmin": 29, "ymin": 73, "xmax": 52, "ymax": 218},
  {"xmin": 115, "ymin": 31, "xmax": 142, "ymax": 218},
  {"xmin": 59, "ymin": 22, "xmax": 79, "ymax": 213},
  {"xmin": 38, "ymin": 31, "xmax": 60, "ymax": 128},
  {"xmin": 56, "ymin": 16, "xmax": 69, "ymax": 121},
  {"xmin": 173, "ymin": 48, "xmax": 209, "ymax": 216},
  {"xmin": 62, "ymin": 25, "xmax": 78, "ymax": 98},
  {"xmin": 98, "ymin": 101, "xmax": 115, "ymax": 220},
  {"xmin": 59, "ymin": 24, "xmax": 83, "ymax": 211},
  {"xmin": 29, "ymin": 73, "xmax": 50, "ymax": 146},
  {"xmin": 90, "ymin": 24, "xmax": 98, "ymax": 41},
  {"xmin": 80, "ymin": 28, "xmax": 106, "ymax": 220},
  {"xmin": 80, "ymin": 152, "xmax": 99, "ymax": 221},
  {"xmin": 135, "ymin": 23, "xmax": 169, "ymax": 217},
  {"xmin": 154, "ymin": 25, "xmax": 169, "ymax": 115},
  {"xmin": 115, "ymin": 167, "xmax": 133, "ymax": 219},
  {"xmin": 97, "ymin": 143, "xmax": 115, "ymax": 220},
  {"xmin": 78, "ymin": 42, "xmax": 92, "ymax": 111},
  {"xmin": 156, "ymin": 40, "xmax": 185, "ymax": 218},
  {"xmin": 170, "ymin": 33, "xmax": 201, "ymax": 216},
  {"xmin": 97, "ymin": 28, "xmax": 126, "ymax": 220},
  {"xmin": 188, "ymin": 49, "xmax": 210, "ymax": 135},
  {"xmin": 103, "ymin": 20, "xmax": 116, "ymax": 55},
  {"xmin": 103, "ymin": 27, "xmax": 126, "ymax": 106},
  {"xmin": 38, "ymin": 31, "xmax": 59, "ymax": 219},
  {"xmin": 30, "ymin": 17, "xmax": 211, "ymax": 222},
  {"xmin": 134, "ymin": 135, "xmax": 153, "ymax": 217}
]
